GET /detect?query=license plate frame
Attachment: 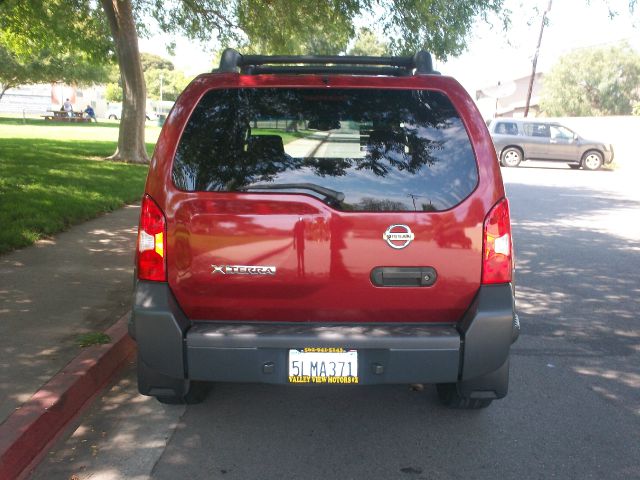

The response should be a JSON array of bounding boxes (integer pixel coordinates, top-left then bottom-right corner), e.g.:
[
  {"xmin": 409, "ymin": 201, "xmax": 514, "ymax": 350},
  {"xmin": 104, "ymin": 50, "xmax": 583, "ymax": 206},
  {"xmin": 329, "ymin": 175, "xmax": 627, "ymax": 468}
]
[{"xmin": 288, "ymin": 348, "xmax": 359, "ymax": 384}]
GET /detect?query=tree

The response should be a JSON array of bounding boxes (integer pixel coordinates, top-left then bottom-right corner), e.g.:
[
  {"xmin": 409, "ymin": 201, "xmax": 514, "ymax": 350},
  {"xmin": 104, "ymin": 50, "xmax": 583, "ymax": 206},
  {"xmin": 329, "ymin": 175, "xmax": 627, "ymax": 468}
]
[
  {"xmin": 140, "ymin": 52, "xmax": 174, "ymax": 72},
  {"xmin": 0, "ymin": 46, "xmax": 44, "ymax": 101},
  {"xmin": 0, "ymin": 42, "xmax": 109, "ymax": 102},
  {"xmin": 235, "ymin": 0, "xmax": 358, "ymax": 54},
  {"xmin": 99, "ymin": 0, "xmax": 147, "ymax": 163},
  {"xmin": 540, "ymin": 43, "xmax": 640, "ymax": 116},
  {"xmin": 1, "ymin": 0, "xmax": 509, "ymax": 164},
  {"xmin": 107, "ymin": 53, "xmax": 186, "ymax": 103},
  {"xmin": 145, "ymin": 68, "xmax": 191, "ymax": 102},
  {"xmin": 348, "ymin": 28, "xmax": 390, "ymax": 56},
  {"xmin": 105, "ymin": 82, "xmax": 123, "ymax": 102},
  {"xmin": 0, "ymin": 2, "xmax": 112, "ymax": 61},
  {"xmin": 139, "ymin": 54, "xmax": 191, "ymax": 102},
  {"xmin": 3, "ymin": 1, "xmax": 640, "ymax": 162}
]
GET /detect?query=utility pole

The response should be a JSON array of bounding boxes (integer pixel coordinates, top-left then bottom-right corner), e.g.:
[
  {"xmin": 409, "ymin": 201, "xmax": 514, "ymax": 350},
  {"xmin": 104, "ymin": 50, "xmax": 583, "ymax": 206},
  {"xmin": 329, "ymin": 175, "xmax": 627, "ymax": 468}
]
[
  {"xmin": 408, "ymin": 193, "xmax": 423, "ymax": 211},
  {"xmin": 524, "ymin": 0, "xmax": 552, "ymax": 117}
]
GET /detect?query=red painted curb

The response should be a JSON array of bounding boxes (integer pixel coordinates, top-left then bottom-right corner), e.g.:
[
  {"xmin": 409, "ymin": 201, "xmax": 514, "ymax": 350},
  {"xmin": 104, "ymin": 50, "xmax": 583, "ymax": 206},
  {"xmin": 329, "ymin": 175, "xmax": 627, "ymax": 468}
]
[{"xmin": 0, "ymin": 314, "xmax": 136, "ymax": 480}]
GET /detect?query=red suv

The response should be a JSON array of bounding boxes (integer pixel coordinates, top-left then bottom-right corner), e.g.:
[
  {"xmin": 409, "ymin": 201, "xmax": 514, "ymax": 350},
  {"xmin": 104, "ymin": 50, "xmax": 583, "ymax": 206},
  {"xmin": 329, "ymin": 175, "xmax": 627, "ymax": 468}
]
[{"xmin": 131, "ymin": 50, "xmax": 519, "ymax": 409}]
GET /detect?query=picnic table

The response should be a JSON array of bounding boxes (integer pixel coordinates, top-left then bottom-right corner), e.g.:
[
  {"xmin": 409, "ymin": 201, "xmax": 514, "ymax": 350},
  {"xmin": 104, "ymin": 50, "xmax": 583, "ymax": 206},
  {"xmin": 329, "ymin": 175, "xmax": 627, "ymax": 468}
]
[{"xmin": 43, "ymin": 110, "xmax": 90, "ymax": 123}]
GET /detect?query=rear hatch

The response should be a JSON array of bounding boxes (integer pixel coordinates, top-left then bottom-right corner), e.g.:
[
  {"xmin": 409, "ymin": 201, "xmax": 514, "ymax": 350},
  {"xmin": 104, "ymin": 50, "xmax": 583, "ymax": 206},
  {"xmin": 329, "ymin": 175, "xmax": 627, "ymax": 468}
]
[{"xmin": 166, "ymin": 85, "xmax": 484, "ymax": 323}]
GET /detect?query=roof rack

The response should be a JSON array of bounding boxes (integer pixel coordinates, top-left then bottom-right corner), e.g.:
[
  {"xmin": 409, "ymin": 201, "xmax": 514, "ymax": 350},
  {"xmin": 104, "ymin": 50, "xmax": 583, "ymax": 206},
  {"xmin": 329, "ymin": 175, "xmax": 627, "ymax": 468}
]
[{"xmin": 215, "ymin": 48, "xmax": 435, "ymax": 76}]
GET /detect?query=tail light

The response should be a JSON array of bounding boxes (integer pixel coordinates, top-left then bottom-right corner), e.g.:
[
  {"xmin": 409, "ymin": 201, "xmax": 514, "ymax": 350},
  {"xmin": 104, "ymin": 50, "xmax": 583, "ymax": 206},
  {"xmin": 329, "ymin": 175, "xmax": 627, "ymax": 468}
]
[
  {"xmin": 137, "ymin": 194, "xmax": 166, "ymax": 281},
  {"xmin": 482, "ymin": 198, "xmax": 513, "ymax": 284}
]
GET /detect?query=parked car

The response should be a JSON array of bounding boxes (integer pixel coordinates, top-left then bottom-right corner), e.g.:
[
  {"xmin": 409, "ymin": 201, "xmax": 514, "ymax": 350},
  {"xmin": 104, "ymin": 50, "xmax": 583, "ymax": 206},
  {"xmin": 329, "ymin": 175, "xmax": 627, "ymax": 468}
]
[
  {"xmin": 130, "ymin": 49, "xmax": 519, "ymax": 409},
  {"xmin": 106, "ymin": 103, "xmax": 158, "ymax": 121},
  {"xmin": 488, "ymin": 118, "xmax": 614, "ymax": 170}
]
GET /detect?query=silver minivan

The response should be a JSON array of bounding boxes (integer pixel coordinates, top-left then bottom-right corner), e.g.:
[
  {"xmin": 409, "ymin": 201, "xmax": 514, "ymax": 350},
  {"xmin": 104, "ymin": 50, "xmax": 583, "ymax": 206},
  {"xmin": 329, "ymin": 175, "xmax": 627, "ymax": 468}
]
[{"xmin": 488, "ymin": 119, "xmax": 613, "ymax": 170}]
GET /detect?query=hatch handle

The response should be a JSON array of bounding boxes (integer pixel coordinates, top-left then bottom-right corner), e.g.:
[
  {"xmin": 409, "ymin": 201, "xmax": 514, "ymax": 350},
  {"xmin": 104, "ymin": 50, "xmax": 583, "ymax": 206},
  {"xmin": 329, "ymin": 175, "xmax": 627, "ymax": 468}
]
[{"xmin": 370, "ymin": 267, "xmax": 437, "ymax": 287}]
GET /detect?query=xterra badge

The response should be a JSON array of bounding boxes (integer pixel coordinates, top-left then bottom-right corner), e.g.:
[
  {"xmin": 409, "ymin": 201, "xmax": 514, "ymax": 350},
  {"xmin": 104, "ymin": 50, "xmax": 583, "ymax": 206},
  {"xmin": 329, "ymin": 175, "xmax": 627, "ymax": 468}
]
[
  {"xmin": 383, "ymin": 225, "xmax": 415, "ymax": 249},
  {"xmin": 211, "ymin": 265, "xmax": 276, "ymax": 275}
]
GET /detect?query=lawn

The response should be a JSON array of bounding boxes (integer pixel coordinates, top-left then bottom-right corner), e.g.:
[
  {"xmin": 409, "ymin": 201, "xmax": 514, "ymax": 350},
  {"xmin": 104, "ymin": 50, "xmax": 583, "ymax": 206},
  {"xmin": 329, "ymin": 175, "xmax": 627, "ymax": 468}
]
[
  {"xmin": 251, "ymin": 128, "xmax": 310, "ymax": 145},
  {"xmin": 0, "ymin": 117, "xmax": 159, "ymax": 254},
  {"xmin": 0, "ymin": 118, "xmax": 311, "ymax": 254}
]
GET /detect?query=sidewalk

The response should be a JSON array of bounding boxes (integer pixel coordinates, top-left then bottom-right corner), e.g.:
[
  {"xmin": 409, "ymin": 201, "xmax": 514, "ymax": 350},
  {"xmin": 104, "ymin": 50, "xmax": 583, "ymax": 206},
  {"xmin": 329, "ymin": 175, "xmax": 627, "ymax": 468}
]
[{"xmin": 0, "ymin": 204, "xmax": 140, "ymax": 424}]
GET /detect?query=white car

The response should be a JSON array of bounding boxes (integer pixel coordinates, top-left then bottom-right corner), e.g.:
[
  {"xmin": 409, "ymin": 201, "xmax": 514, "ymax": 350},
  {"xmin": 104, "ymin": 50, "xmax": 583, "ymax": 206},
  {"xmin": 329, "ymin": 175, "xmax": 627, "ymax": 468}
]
[{"xmin": 107, "ymin": 104, "xmax": 157, "ymax": 121}]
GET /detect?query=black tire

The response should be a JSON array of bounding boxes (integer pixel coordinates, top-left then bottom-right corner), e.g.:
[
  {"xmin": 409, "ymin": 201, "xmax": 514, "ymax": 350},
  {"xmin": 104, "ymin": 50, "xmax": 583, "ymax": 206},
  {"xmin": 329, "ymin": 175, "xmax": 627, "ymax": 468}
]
[
  {"xmin": 568, "ymin": 164, "xmax": 580, "ymax": 169},
  {"xmin": 581, "ymin": 150, "xmax": 603, "ymax": 170},
  {"xmin": 108, "ymin": 114, "xmax": 118, "ymax": 120},
  {"xmin": 501, "ymin": 147, "xmax": 522, "ymax": 167},
  {"xmin": 156, "ymin": 381, "xmax": 210, "ymax": 405},
  {"xmin": 436, "ymin": 383, "xmax": 493, "ymax": 409}
]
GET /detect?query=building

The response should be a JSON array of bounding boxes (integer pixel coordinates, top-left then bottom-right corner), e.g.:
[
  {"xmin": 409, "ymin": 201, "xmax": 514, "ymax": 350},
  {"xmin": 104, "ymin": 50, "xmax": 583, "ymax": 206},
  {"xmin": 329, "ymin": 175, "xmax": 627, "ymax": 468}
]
[
  {"xmin": 475, "ymin": 73, "xmax": 544, "ymax": 120},
  {"xmin": 0, "ymin": 83, "xmax": 108, "ymax": 117}
]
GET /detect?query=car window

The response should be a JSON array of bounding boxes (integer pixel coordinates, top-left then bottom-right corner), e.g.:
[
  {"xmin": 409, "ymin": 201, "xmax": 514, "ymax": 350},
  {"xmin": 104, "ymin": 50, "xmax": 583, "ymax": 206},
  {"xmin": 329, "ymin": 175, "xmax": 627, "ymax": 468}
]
[
  {"xmin": 525, "ymin": 123, "xmax": 550, "ymax": 138},
  {"xmin": 495, "ymin": 122, "xmax": 518, "ymax": 135},
  {"xmin": 172, "ymin": 88, "xmax": 479, "ymax": 212},
  {"xmin": 550, "ymin": 125, "xmax": 574, "ymax": 140}
]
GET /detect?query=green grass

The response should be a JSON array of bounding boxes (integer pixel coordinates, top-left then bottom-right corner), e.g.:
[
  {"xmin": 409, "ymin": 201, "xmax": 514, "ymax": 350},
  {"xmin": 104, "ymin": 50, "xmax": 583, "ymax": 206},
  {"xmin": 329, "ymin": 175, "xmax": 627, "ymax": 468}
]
[
  {"xmin": 75, "ymin": 332, "xmax": 112, "ymax": 348},
  {"xmin": 252, "ymin": 128, "xmax": 311, "ymax": 145},
  {"xmin": 0, "ymin": 117, "xmax": 157, "ymax": 254},
  {"xmin": 0, "ymin": 117, "xmax": 313, "ymax": 254}
]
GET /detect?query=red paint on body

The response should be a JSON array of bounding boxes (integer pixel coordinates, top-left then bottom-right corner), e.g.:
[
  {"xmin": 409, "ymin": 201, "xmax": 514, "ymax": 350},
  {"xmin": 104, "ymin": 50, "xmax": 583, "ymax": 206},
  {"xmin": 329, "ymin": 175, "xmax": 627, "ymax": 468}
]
[{"xmin": 144, "ymin": 73, "xmax": 506, "ymax": 323}]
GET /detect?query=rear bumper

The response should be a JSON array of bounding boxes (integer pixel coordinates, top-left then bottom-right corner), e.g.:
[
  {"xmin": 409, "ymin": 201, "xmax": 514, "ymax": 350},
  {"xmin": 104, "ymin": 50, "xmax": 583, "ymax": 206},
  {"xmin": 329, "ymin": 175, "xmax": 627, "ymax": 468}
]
[
  {"xmin": 186, "ymin": 322, "xmax": 461, "ymax": 384},
  {"xmin": 130, "ymin": 282, "xmax": 517, "ymax": 394},
  {"xmin": 603, "ymin": 148, "xmax": 614, "ymax": 164}
]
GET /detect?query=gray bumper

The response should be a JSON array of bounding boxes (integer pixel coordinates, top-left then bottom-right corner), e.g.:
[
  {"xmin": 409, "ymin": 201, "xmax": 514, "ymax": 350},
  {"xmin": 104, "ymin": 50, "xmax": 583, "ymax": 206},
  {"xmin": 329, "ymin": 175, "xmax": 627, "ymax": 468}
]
[
  {"xmin": 604, "ymin": 149, "xmax": 614, "ymax": 164},
  {"xmin": 131, "ymin": 282, "xmax": 516, "ymax": 391}
]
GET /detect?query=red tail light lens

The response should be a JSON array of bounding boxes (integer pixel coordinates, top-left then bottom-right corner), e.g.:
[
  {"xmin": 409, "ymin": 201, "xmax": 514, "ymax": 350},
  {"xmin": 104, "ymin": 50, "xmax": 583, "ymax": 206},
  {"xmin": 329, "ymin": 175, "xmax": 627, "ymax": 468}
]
[
  {"xmin": 482, "ymin": 198, "xmax": 513, "ymax": 284},
  {"xmin": 137, "ymin": 195, "xmax": 166, "ymax": 281}
]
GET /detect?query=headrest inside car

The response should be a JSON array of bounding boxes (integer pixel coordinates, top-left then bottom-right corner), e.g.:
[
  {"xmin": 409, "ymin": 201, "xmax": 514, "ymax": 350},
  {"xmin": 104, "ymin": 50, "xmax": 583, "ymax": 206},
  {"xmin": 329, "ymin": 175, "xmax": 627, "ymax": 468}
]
[{"xmin": 247, "ymin": 135, "xmax": 285, "ymax": 156}]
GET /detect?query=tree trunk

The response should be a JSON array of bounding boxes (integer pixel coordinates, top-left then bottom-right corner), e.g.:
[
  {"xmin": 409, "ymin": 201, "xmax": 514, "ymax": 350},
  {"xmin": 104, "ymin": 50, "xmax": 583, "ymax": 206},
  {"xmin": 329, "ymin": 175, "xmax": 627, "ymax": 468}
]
[
  {"xmin": 0, "ymin": 85, "xmax": 12, "ymax": 102},
  {"xmin": 100, "ymin": 0, "xmax": 148, "ymax": 164}
]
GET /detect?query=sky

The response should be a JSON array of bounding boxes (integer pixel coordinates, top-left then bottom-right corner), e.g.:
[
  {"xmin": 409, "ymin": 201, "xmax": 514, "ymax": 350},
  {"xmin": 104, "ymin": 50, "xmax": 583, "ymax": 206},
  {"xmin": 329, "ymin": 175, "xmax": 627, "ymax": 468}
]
[
  {"xmin": 138, "ymin": 0, "xmax": 639, "ymax": 95},
  {"xmin": 442, "ymin": 0, "xmax": 640, "ymax": 93}
]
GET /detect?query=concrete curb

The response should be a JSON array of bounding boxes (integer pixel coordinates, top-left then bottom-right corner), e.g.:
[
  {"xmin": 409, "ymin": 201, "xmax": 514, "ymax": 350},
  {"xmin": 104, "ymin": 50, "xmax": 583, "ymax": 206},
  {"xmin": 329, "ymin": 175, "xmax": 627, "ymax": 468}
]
[{"xmin": 0, "ymin": 314, "xmax": 136, "ymax": 480}]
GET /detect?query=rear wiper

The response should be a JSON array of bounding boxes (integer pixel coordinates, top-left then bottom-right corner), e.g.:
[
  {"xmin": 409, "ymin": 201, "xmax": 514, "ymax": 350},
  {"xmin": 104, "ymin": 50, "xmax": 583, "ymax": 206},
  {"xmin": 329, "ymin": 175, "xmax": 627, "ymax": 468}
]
[{"xmin": 240, "ymin": 182, "xmax": 345, "ymax": 203}]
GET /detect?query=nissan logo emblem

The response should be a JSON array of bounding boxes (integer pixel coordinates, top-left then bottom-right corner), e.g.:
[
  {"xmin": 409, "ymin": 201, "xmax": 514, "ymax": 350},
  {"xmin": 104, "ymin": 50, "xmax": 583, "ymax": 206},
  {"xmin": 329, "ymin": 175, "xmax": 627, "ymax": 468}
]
[{"xmin": 383, "ymin": 225, "xmax": 415, "ymax": 249}]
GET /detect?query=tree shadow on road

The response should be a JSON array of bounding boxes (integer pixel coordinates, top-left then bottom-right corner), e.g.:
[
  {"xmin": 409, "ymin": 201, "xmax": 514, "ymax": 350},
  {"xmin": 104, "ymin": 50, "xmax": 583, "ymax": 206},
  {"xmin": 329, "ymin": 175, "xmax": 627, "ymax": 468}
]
[{"xmin": 505, "ymin": 181, "xmax": 640, "ymax": 415}]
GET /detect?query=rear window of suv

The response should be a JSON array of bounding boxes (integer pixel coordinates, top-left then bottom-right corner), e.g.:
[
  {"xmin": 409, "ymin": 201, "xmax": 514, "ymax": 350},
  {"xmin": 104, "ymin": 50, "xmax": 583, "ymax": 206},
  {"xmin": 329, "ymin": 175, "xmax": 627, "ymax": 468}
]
[{"xmin": 172, "ymin": 88, "xmax": 478, "ymax": 212}]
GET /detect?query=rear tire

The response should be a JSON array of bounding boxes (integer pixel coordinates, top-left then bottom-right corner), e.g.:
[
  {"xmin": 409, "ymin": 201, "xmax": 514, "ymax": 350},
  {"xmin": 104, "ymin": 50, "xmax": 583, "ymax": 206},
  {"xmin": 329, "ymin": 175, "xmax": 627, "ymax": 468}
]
[
  {"xmin": 581, "ymin": 150, "xmax": 603, "ymax": 170},
  {"xmin": 501, "ymin": 147, "xmax": 522, "ymax": 167},
  {"xmin": 436, "ymin": 383, "xmax": 493, "ymax": 409},
  {"xmin": 156, "ymin": 381, "xmax": 210, "ymax": 405}
]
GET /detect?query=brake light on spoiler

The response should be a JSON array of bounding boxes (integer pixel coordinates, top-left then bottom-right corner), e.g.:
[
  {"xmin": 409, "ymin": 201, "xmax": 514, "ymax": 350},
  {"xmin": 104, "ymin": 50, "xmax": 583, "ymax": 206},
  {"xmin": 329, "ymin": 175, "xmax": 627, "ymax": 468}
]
[
  {"xmin": 137, "ymin": 195, "xmax": 167, "ymax": 282},
  {"xmin": 482, "ymin": 198, "xmax": 513, "ymax": 284}
]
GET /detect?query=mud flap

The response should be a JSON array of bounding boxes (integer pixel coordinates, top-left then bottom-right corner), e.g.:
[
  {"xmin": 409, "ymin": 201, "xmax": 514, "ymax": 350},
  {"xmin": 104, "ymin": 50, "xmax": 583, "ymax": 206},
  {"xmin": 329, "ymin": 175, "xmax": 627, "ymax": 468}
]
[
  {"xmin": 457, "ymin": 358, "xmax": 509, "ymax": 400},
  {"xmin": 137, "ymin": 355, "xmax": 191, "ymax": 398}
]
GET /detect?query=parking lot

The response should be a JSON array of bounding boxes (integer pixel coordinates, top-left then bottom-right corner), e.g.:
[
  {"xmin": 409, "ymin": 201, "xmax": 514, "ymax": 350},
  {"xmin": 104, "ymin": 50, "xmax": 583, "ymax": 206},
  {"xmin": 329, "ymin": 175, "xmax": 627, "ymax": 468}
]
[{"xmin": 33, "ymin": 163, "xmax": 640, "ymax": 480}]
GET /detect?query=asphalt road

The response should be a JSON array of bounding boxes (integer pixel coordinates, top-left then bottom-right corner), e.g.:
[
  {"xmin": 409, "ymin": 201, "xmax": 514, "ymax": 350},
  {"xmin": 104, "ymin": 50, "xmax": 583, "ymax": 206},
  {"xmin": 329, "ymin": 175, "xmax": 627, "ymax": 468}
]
[{"xmin": 33, "ymin": 163, "xmax": 640, "ymax": 480}]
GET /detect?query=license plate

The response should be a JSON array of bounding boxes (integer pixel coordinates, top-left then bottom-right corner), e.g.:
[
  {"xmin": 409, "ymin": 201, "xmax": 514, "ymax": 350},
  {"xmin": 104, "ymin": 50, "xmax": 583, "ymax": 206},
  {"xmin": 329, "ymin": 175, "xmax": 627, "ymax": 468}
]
[{"xmin": 288, "ymin": 348, "xmax": 358, "ymax": 384}]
